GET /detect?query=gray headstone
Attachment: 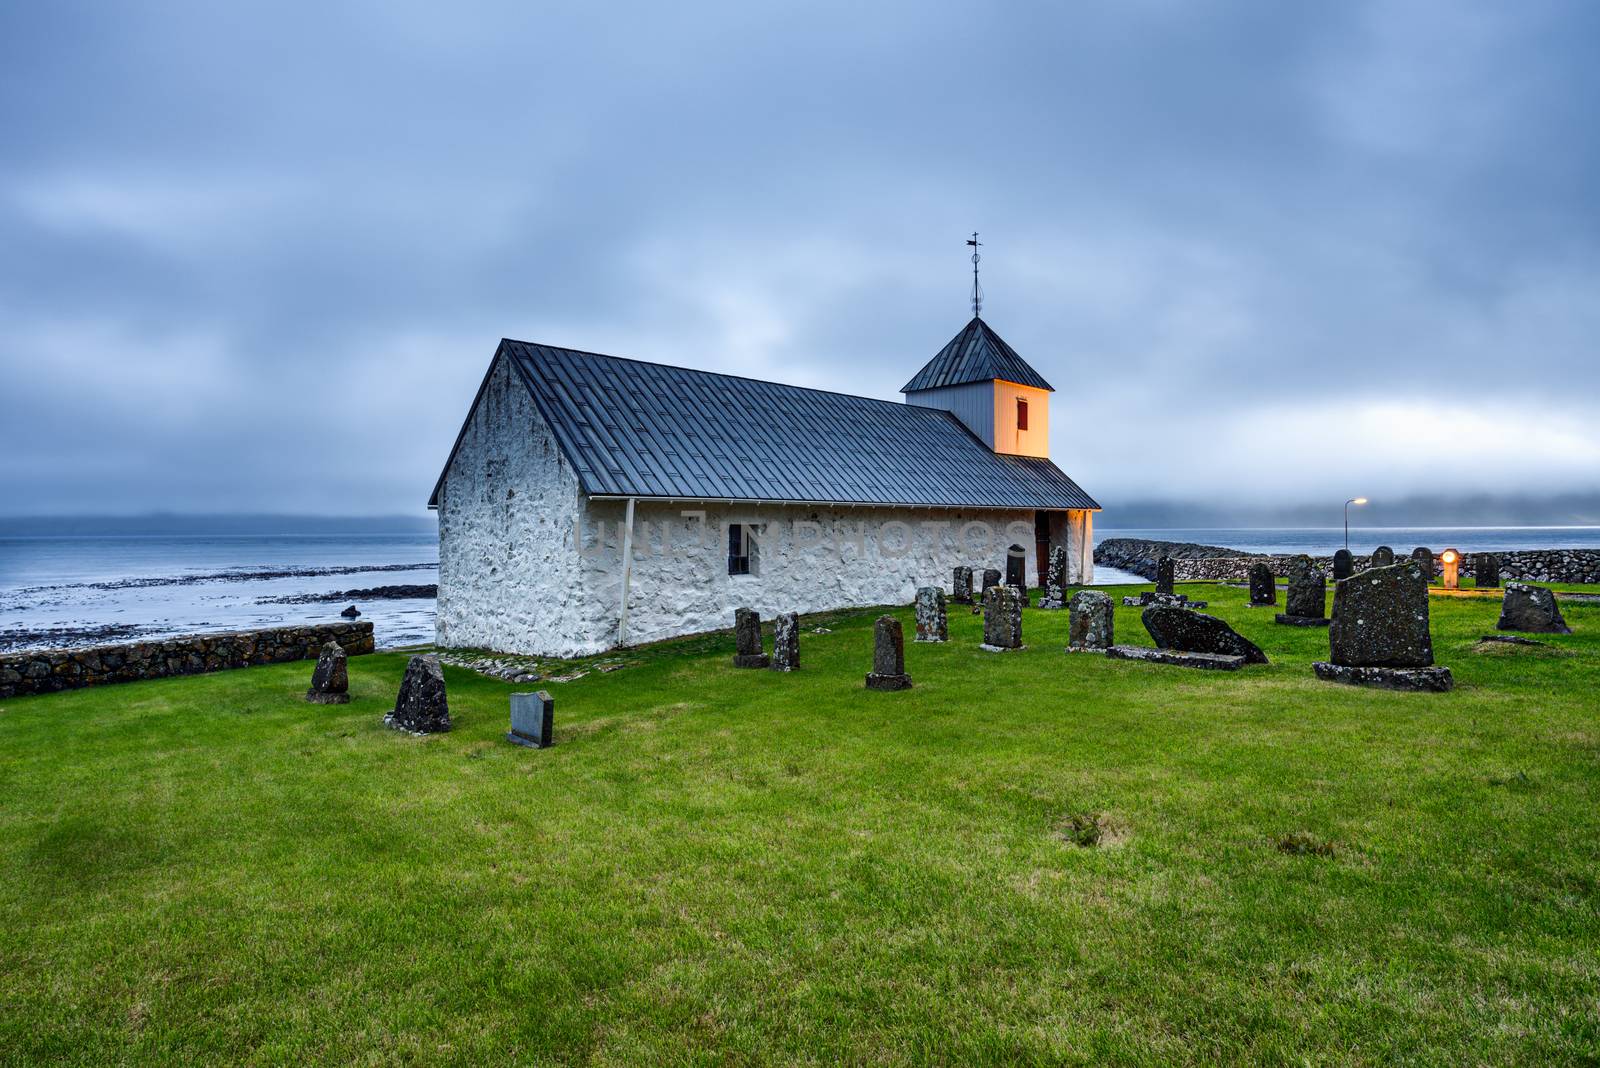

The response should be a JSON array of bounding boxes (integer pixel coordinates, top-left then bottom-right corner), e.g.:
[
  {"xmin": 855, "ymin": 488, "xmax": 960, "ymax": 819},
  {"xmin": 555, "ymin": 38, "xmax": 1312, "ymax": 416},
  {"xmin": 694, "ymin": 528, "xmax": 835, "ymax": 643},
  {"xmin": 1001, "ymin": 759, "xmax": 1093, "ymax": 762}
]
[
  {"xmin": 1142, "ymin": 606, "xmax": 1268, "ymax": 664},
  {"xmin": 305, "ymin": 640, "xmax": 349, "ymax": 704},
  {"xmin": 1473, "ymin": 553, "xmax": 1500, "ymax": 588},
  {"xmin": 1155, "ymin": 556, "xmax": 1175, "ymax": 596},
  {"xmin": 732, "ymin": 607, "xmax": 769, "ymax": 668},
  {"xmin": 770, "ymin": 612, "xmax": 800, "ymax": 671},
  {"xmin": 1329, "ymin": 560, "xmax": 1434, "ymax": 667},
  {"xmin": 865, "ymin": 615, "xmax": 913, "ymax": 690},
  {"xmin": 1370, "ymin": 545, "xmax": 1395, "ymax": 568},
  {"xmin": 974, "ymin": 567, "xmax": 1002, "ymax": 614},
  {"xmin": 508, "ymin": 690, "xmax": 554, "ymax": 748},
  {"xmin": 1282, "ymin": 554, "xmax": 1327, "ymax": 621},
  {"xmin": 1496, "ymin": 583, "xmax": 1571, "ymax": 634},
  {"xmin": 1248, "ymin": 562, "xmax": 1277, "ymax": 606},
  {"xmin": 981, "ymin": 584, "xmax": 1023, "ymax": 649},
  {"xmin": 1067, "ymin": 589, "xmax": 1114, "ymax": 651},
  {"xmin": 1411, "ymin": 547, "xmax": 1434, "ymax": 581},
  {"xmin": 1332, "ymin": 549, "xmax": 1354, "ymax": 582},
  {"xmin": 951, "ymin": 566, "xmax": 974, "ymax": 604},
  {"xmin": 1037, "ymin": 546, "xmax": 1070, "ymax": 609},
  {"xmin": 386, "ymin": 654, "xmax": 451, "ymax": 734},
  {"xmin": 914, "ymin": 586, "xmax": 948, "ymax": 642}
]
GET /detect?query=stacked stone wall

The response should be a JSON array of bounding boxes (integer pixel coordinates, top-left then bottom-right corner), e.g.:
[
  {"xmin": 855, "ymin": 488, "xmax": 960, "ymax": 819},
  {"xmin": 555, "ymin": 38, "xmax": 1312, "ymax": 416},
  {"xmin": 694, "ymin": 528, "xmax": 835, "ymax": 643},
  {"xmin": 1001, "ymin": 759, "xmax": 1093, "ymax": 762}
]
[
  {"xmin": 0, "ymin": 622, "xmax": 375, "ymax": 699},
  {"xmin": 1096, "ymin": 538, "xmax": 1600, "ymax": 584}
]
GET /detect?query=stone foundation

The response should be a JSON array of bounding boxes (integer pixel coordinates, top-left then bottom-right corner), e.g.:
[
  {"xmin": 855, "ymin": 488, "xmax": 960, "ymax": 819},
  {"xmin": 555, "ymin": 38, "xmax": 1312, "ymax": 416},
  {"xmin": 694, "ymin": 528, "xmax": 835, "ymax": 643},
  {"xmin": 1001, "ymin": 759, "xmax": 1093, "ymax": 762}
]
[{"xmin": 0, "ymin": 622, "xmax": 375, "ymax": 699}]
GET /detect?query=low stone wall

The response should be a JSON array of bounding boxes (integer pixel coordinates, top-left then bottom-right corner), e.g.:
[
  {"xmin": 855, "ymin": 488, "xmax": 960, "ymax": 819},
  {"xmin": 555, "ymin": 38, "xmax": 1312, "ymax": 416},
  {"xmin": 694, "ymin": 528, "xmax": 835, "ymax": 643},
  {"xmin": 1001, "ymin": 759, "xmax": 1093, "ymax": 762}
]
[
  {"xmin": 0, "ymin": 621, "xmax": 375, "ymax": 700},
  {"xmin": 1096, "ymin": 538, "xmax": 1600, "ymax": 584}
]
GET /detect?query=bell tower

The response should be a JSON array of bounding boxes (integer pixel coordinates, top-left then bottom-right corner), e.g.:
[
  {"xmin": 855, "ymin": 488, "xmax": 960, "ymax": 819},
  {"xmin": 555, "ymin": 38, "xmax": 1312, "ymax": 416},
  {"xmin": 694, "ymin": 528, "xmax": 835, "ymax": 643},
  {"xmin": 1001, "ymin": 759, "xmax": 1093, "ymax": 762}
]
[{"xmin": 900, "ymin": 317, "xmax": 1053, "ymax": 457}]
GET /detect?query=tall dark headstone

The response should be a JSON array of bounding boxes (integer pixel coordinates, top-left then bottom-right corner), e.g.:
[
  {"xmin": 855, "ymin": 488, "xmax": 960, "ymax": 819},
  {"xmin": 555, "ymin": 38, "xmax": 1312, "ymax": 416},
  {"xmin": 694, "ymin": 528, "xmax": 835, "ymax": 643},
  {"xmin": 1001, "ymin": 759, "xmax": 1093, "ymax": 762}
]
[
  {"xmin": 770, "ymin": 612, "xmax": 800, "ymax": 671},
  {"xmin": 1497, "ymin": 583, "xmax": 1571, "ymax": 634},
  {"xmin": 1037, "ymin": 546, "xmax": 1070, "ymax": 609},
  {"xmin": 1155, "ymin": 556, "xmax": 1175, "ymax": 597},
  {"xmin": 981, "ymin": 584, "xmax": 1023, "ymax": 650},
  {"xmin": 1248, "ymin": 562, "xmax": 1277, "ymax": 606},
  {"xmin": 386, "ymin": 654, "xmax": 451, "ymax": 734},
  {"xmin": 304, "ymin": 640, "xmax": 350, "ymax": 704},
  {"xmin": 1005, "ymin": 545, "xmax": 1029, "ymax": 605},
  {"xmin": 1314, "ymin": 560, "xmax": 1453, "ymax": 691},
  {"xmin": 1411, "ymin": 547, "xmax": 1434, "ymax": 582},
  {"xmin": 1277, "ymin": 555, "xmax": 1328, "ymax": 625},
  {"xmin": 507, "ymin": 690, "xmax": 554, "ymax": 748},
  {"xmin": 1473, "ymin": 553, "xmax": 1500, "ymax": 588},
  {"xmin": 1370, "ymin": 545, "xmax": 1395, "ymax": 568},
  {"xmin": 732, "ymin": 607, "xmax": 769, "ymax": 668},
  {"xmin": 1332, "ymin": 549, "xmax": 1354, "ymax": 582},
  {"xmin": 1067, "ymin": 589, "xmax": 1114, "ymax": 651},
  {"xmin": 865, "ymin": 616, "xmax": 913, "ymax": 691},
  {"xmin": 914, "ymin": 586, "xmax": 948, "ymax": 642},
  {"xmin": 951, "ymin": 566, "xmax": 975, "ymax": 604}
]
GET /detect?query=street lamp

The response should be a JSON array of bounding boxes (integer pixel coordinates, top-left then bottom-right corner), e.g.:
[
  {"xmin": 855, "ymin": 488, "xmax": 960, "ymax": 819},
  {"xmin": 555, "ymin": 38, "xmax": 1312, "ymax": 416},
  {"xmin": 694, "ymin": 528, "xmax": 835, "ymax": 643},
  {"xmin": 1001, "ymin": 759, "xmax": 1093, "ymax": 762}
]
[{"xmin": 1344, "ymin": 498, "xmax": 1368, "ymax": 553}]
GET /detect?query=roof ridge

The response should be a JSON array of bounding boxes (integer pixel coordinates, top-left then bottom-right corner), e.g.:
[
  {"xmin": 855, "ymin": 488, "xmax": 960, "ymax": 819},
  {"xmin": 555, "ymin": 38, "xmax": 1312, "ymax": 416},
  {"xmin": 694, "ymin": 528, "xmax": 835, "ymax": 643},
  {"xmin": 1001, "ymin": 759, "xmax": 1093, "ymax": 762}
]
[{"xmin": 502, "ymin": 337, "xmax": 955, "ymax": 419}]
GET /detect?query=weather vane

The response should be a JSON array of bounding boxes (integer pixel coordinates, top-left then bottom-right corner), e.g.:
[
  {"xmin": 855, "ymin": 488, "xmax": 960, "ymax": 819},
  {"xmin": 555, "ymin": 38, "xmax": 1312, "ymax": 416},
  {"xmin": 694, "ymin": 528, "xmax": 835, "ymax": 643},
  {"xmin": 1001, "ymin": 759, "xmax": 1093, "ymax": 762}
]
[{"xmin": 967, "ymin": 232, "xmax": 983, "ymax": 318}]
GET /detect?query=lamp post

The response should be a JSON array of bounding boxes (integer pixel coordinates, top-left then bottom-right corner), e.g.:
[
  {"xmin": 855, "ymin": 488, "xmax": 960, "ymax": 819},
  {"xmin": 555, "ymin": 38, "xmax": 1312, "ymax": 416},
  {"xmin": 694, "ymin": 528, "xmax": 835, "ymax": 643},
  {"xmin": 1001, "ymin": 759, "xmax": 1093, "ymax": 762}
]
[
  {"xmin": 1344, "ymin": 498, "xmax": 1367, "ymax": 553},
  {"xmin": 1440, "ymin": 548, "xmax": 1460, "ymax": 590}
]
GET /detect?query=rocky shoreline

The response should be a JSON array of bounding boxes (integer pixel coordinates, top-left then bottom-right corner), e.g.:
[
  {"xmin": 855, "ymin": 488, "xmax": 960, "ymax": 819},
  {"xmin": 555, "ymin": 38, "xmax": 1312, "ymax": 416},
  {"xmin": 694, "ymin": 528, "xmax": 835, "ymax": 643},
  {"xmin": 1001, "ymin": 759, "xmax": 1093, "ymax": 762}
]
[{"xmin": 261, "ymin": 584, "xmax": 437, "ymax": 605}]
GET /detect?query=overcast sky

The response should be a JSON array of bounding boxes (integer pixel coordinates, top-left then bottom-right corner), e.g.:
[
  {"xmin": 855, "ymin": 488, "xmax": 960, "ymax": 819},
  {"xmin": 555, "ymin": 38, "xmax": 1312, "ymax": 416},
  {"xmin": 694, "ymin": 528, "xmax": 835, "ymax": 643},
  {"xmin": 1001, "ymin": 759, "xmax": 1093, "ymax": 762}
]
[{"xmin": 3, "ymin": 0, "xmax": 1598, "ymax": 519}]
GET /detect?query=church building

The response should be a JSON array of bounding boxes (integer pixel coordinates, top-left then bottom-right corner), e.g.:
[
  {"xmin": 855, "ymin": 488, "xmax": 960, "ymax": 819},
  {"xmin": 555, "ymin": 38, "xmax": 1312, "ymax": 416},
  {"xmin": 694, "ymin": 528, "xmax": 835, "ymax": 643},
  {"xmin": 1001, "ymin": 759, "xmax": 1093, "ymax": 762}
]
[{"xmin": 428, "ymin": 315, "xmax": 1099, "ymax": 656}]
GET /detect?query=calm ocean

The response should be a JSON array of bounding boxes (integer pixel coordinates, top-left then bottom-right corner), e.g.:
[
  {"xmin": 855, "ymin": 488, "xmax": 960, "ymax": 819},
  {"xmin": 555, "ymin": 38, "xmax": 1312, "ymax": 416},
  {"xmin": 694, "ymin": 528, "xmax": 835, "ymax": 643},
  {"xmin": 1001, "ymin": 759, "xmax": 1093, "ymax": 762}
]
[{"xmin": 3, "ymin": 526, "xmax": 1597, "ymax": 652}]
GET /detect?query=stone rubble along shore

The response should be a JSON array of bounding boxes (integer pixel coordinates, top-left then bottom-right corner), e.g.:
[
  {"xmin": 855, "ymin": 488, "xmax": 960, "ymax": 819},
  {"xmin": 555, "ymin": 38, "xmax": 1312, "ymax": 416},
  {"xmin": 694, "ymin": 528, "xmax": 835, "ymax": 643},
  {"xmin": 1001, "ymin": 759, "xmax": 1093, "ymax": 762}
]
[{"xmin": 1095, "ymin": 538, "xmax": 1600, "ymax": 585}]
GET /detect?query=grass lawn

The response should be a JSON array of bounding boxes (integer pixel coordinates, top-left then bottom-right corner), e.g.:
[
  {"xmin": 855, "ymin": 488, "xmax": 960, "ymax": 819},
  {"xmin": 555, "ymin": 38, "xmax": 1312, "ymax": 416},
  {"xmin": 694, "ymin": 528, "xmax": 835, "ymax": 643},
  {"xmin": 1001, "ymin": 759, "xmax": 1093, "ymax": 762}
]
[{"xmin": 2, "ymin": 584, "xmax": 1597, "ymax": 1065}]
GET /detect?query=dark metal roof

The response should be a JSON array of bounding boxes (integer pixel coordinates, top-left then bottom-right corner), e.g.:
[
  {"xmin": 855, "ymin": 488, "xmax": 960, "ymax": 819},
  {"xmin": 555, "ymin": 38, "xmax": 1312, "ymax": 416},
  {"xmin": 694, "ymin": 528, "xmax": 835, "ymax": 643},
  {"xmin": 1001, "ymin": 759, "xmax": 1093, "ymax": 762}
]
[
  {"xmin": 428, "ymin": 339, "xmax": 1098, "ymax": 511},
  {"xmin": 900, "ymin": 317, "xmax": 1054, "ymax": 393}
]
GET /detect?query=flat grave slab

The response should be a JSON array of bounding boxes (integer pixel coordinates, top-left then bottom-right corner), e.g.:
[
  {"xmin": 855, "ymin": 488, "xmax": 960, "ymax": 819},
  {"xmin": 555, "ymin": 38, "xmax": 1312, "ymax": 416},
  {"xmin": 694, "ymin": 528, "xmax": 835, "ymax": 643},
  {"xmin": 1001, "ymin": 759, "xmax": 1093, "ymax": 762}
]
[
  {"xmin": 1312, "ymin": 662, "xmax": 1454, "ymax": 692},
  {"xmin": 1105, "ymin": 645, "xmax": 1246, "ymax": 671}
]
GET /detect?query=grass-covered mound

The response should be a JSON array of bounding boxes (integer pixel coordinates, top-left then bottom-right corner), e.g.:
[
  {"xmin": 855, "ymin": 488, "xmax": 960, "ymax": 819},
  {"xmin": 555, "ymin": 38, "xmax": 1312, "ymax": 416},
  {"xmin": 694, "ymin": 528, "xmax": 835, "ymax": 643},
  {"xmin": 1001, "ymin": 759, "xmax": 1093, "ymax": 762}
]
[{"xmin": 2, "ymin": 584, "xmax": 1596, "ymax": 1064}]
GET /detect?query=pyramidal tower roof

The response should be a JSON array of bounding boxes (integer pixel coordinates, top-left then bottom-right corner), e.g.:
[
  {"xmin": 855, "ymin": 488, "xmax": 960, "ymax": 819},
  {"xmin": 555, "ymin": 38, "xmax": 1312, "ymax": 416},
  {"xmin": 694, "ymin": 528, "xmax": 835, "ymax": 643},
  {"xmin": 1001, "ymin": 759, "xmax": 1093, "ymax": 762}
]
[{"xmin": 900, "ymin": 317, "xmax": 1054, "ymax": 393}]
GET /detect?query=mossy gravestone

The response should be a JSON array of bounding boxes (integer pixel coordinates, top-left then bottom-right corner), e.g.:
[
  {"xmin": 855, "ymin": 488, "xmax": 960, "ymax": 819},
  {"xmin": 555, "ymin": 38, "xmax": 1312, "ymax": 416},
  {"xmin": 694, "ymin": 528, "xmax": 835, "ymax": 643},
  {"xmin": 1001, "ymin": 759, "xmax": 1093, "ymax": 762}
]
[
  {"xmin": 1276, "ymin": 555, "xmax": 1328, "ymax": 626},
  {"xmin": 770, "ymin": 612, "xmax": 800, "ymax": 672},
  {"xmin": 1314, "ymin": 561, "xmax": 1453, "ymax": 691},
  {"xmin": 386, "ymin": 654, "xmax": 451, "ymax": 733},
  {"xmin": 1411, "ymin": 547, "xmax": 1435, "ymax": 581},
  {"xmin": 1497, "ymin": 583, "xmax": 1571, "ymax": 634},
  {"xmin": 1332, "ymin": 549, "xmax": 1354, "ymax": 582},
  {"xmin": 732, "ymin": 607, "xmax": 769, "ymax": 668},
  {"xmin": 1141, "ymin": 606, "xmax": 1268, "ymax": 664},
  {"xmin": 974, "ymin": 568, "xmax": 1002, "ymax": 614},
  {"xmin": 1248, "ymin": 562, "xmax": 1277, "ymax": 606},
  {"xmin": 914, "ymin": 586, "xmax": 947, "ymax": 642},
  {"xmin": 981, "ymin": 585, "xmax": 1023, "ymax": 650},
  {"xmin": 1155, "ymin": 556, "xmax": 1175, "ymax": 597},
  {"xmin": 1067, "ymin": 590, "xmax": 1113, "ymax": 651},
  {"xmin": 1370, "ymin": 545, "xmax": 1395, "ymax": 568},
  {"xmin": 865, "ymin": 616, "xmax": 913, "ymax": 691},
  {"xmin": 951, "ymin": 566, "xmax": 974, "ymax": 605},
  {"xmin": 1037, "ymin": 546, "xmax": 1070, "ymax": 610},
  {"xmin": 304, "ymin": 640, "xmax": 349, "ymax": 704}
]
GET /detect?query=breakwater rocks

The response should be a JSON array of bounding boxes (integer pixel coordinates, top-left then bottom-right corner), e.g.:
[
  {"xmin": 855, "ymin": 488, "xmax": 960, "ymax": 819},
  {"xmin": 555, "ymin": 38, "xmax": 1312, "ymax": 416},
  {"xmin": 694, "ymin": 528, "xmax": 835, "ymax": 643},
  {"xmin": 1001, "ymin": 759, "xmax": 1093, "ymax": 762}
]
[
  {"xmin": 1094, "ymin": 539, "xmax": 1600, "ymax": 585},
  {"xmin": 1092, "ymin": 539, "xmax": 1256, "ymax": 580},
  {"xmin": 0, "ymin": 621, "xmax": 375, "ymax": 699}
]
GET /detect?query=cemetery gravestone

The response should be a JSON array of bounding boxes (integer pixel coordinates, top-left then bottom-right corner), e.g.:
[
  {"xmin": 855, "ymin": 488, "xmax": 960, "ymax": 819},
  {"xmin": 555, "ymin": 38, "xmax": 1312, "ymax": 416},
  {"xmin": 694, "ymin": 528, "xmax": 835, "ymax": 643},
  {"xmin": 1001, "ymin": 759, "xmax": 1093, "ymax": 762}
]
[
  {"xmin": 770, "ymin": 612, "xmax": 801, "ymax": 671},
  {"xmin": 1332, "ymin": 549, "xmax": 1354, "ymax": 582},
  {"xmin": 1037, "ymin": 546, "xmax": 1070, "ymax": 609},
  {"xmin": 951, "ymin": 566, "xmax": 975, "ymax": 605},
  {"xmin": 1474, "ymin": 553, "xmax": 1500, "ymax": 589},
  {"xmin": 1005, "ymin": 545, "xmax": 1029, "ymax": 606},
  {"xmin": 975, "ymin": 567, "xmax": 1002, "ymax": 614},
  {"xmin": 1248, "ymin": 562, "xmax": 1277, "ymax": 607},
  {"xmin": 1411, "ymin": 547, "xmax": 1435, "ymax": 582},
  {"xmin": 304, "ymin": 640, "xmax": 350, "ymax": 704},
  {"xmin": 386, "ymin": 654, "xmax": 452, "ymax": 733},
  {"xmin": 1497, "ymin": 583, "xmax": 1572, "ymax": 634},
  {"xmin": 1155, "ymin": 556, "xmax": 1175, "ymax": 597},
  {"xmin": 981, "ymin": 585, "xmax": 1023, "ymax": 650},
  {"xmin": 1140, "ymin": 606, "xmax": 1268, "ymax": 664},
  {"xmin": 1314, "ymin": 560, "xmax": 1452, "ymax": 691},
  {"xmin": 507, "ymin": 690, "xmax": 555, "ymax": 748},
  {"xmin": 865, "ymin": 616, "xmax": 914, "ymax": 691},
  {"xmin": 1370, "ymin": 545, "xmax": 1395, "ymax": 568},
  {"xmin": 733, "ymin": 607, "xmax": 770, "ymax": 668},
  {"xmin": 1067, "ymin": 590, "xmax": 1114, "ymax": 651},
  {"xmin": 914, "ymin": 586, "xmax": 948, "ymax": 642},
  {"xmin": 1276, "ymin": 555, "xmax": 1329, "ymax": 626}
]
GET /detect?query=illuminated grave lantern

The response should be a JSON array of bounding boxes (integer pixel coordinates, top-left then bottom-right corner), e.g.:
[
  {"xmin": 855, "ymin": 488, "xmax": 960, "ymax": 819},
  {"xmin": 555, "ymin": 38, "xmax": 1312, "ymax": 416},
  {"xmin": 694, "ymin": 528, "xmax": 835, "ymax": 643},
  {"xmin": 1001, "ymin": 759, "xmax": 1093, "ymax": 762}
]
[{"xmin": 1439, "ymin": 548, "xmax": 1461, "ymax": 591}]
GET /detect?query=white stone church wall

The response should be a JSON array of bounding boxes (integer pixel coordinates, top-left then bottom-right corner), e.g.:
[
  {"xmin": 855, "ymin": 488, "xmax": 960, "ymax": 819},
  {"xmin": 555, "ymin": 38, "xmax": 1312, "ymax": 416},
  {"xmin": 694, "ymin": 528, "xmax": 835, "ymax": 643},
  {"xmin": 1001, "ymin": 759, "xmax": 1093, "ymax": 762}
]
[
  {"xmin": 579, "ymin": 501, "xmax": 1044, "ymax": 652},
  {"xmin": 435, "ymin": 356, "xmax": 603, "ymax": 656}
]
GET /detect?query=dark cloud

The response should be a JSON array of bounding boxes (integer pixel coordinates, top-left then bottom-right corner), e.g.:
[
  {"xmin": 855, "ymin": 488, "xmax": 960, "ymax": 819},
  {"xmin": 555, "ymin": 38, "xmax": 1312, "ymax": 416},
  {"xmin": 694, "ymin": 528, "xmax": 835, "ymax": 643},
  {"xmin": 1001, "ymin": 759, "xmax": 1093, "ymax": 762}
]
[{"xmin": 3, "ymin": 0, "xmax": 1598, "ymax": 515}]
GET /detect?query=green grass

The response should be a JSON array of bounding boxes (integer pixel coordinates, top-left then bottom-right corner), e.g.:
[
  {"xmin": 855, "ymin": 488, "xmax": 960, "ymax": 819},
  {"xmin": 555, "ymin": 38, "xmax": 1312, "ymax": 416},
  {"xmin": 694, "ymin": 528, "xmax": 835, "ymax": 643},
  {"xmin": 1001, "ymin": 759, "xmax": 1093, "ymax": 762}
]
[{"xmin": 2, "ymin": 584, "xmax": 1597, "ymax": 1065}]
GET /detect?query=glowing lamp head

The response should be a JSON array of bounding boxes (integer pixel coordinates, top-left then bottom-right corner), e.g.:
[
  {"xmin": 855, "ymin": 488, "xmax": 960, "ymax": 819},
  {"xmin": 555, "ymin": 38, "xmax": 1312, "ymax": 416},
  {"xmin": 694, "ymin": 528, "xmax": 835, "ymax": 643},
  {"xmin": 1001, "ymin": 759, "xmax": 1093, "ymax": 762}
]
[
  {"xmin": 1440, "ymin": 549, "xmax": 1458, "ymax": 565},
  {"xmin": 1352, "ymin": 497, "xmax": 1368, "ymax": 505}
]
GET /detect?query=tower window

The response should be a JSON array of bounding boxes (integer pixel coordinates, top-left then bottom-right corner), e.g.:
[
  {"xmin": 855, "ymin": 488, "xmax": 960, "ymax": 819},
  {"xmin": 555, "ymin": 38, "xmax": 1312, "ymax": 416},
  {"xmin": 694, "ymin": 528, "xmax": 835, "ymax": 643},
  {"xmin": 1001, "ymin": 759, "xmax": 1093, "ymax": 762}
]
[{"xmin": 1016, "ymin": 398, "xmax": 1029, "ymax": 431}]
